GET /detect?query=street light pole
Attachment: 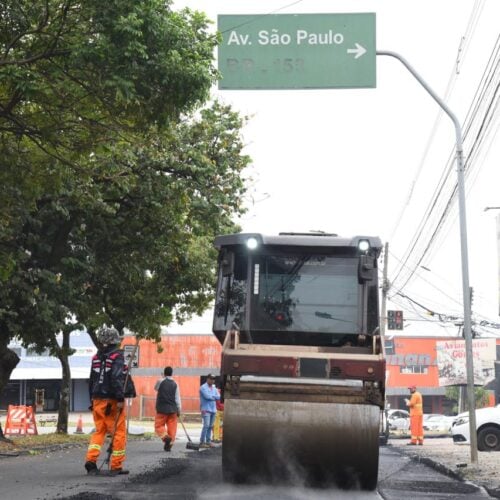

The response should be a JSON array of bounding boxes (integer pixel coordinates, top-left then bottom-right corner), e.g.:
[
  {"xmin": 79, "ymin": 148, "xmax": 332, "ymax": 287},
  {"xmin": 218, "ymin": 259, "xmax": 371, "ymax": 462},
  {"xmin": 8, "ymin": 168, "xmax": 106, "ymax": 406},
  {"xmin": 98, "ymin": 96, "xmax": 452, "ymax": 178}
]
[{"xmin": 377, "ymin": 50, "xmax": 478, "ymax": 463}]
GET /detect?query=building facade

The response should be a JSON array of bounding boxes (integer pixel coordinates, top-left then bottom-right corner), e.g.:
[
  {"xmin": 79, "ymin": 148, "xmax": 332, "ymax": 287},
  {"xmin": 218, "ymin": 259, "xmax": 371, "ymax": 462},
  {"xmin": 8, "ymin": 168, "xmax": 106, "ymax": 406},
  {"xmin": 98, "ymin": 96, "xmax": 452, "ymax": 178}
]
[
  {"xmin": 2, "ymin": 331, "xmax": 222, "ymax": 415},
  {"xmin": 385, "ymin": 335, "xmax": 500, "ymax": 413},
  {"xmin": 2, "ymin": 332, "xmax": 499, "ymax": 416}
]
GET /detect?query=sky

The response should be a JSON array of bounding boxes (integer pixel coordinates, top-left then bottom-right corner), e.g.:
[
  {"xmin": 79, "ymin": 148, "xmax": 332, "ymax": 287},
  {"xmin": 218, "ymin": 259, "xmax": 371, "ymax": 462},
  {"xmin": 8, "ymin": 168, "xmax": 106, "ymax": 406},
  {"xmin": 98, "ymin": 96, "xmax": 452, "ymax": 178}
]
[{"xmin": 169, "ymin": 0, "xmax": 500, "ymax": 337}]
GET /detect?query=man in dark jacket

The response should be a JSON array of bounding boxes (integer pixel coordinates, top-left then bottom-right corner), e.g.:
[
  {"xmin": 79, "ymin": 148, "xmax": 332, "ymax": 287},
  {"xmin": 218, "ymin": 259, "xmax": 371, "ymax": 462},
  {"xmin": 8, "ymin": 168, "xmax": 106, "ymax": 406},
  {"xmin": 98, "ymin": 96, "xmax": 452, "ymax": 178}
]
[
  {"xmin": 85, "ymin": 326, "xmax": 129, "ymax": 475},
  {"xmin": 154, "ymin": 366, "xmax": 181, "ymax": 451}
]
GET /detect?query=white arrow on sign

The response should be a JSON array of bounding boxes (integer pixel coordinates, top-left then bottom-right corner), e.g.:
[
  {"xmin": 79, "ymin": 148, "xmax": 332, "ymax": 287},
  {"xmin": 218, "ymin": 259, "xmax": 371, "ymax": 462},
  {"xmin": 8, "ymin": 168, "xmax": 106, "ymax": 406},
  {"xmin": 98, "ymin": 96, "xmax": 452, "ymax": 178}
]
[{"xmin": 347, "ymin": 43, "xmax": 367, "ymax": 59}]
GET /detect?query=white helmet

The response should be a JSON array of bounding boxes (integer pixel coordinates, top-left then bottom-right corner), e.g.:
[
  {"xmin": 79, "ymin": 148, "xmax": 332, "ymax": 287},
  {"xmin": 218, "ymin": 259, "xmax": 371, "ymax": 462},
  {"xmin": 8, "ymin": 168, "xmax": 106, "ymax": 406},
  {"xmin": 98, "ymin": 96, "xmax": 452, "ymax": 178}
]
[{"xmin": 97, "ymin": 326, "xmax": 121, "ymax": 345}]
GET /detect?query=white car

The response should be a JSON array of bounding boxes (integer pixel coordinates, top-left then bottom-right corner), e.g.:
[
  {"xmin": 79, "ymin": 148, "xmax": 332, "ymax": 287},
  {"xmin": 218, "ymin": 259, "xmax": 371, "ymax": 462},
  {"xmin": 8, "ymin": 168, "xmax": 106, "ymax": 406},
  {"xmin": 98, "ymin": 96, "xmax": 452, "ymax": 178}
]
[
  {"xmin": 387, "ymin": 409, "xmax": 410, "ymax": 433},
  {"xmin": 423, "ymin": 414, "xmax": 455, "ymax": 436},
  {"xmin": 452, "ymin": 404, "xmax": 500, "ymax": 451}
]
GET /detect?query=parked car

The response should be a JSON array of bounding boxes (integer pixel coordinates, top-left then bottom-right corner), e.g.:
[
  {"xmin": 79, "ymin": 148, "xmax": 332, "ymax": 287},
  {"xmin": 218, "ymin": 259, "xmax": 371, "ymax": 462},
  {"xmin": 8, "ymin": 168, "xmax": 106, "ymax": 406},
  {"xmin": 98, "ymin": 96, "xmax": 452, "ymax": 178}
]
[
  {"xmin": 423, "ymin": 414, "xmax": 455, "ymax": 436},
  {"xmin": 452, "ymin": 405, "xmax": 500, "ymax": 451},
  {"xmin": 387, "ymin": 409, "xmax": 410, "ymax": 433},
  {"xmin": 423, "ymin": 413, "xmax": 441, "ymax": 421},
  {"xmin": 379, "ymin": 408, "xmax": 390, "ymax": 445}
]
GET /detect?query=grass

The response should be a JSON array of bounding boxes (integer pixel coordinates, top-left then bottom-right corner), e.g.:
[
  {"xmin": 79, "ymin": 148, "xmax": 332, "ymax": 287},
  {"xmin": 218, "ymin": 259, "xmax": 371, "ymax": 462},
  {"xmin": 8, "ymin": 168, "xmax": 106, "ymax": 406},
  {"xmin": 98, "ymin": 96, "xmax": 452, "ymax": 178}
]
[
  {"xmin": 0, "ymin": 433, "xmax": 88, "ymax": 452},
  {"xmin": 0, "ymin": 432, "xmax": 154, "ymax": 453}
]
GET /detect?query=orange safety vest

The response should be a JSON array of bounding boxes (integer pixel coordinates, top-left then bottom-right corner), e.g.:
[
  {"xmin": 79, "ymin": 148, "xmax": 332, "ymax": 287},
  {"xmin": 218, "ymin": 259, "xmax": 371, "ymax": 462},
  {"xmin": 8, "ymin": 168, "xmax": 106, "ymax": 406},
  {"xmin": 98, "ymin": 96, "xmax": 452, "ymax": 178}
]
[{"xmin": 408, "ymin": 391, "xmax": 423, "ymax": 416}]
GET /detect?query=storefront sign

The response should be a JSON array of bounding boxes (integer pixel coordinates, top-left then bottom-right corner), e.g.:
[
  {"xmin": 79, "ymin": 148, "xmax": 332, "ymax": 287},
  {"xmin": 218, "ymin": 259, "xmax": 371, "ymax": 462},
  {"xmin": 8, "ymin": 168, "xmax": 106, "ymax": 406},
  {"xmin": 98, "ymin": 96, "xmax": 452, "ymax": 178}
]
[{"xmin": 436, "ymin": 338, "xmax": 496, "ymax": 386}]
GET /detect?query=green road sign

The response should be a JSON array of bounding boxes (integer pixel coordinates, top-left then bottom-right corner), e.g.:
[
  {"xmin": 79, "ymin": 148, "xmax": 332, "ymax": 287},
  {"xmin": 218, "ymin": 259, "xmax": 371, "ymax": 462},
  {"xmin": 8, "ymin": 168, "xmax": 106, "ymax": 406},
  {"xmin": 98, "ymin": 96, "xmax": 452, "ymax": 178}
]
[{"xmin": 218, "ymin": 13, "xmax": 376, "ymax": 90}]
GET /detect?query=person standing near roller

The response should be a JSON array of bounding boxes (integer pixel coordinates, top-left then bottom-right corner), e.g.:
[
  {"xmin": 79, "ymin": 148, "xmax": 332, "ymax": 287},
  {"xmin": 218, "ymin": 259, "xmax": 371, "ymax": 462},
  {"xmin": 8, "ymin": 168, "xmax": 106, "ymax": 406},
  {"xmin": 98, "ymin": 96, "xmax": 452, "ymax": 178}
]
[
  {"xmin": 199, "ymin": 374, "xmax": 220, "ymax": 448},
  {"xmin": 405, "ymin": 385, "xmax": 424, "ymax": 445}
]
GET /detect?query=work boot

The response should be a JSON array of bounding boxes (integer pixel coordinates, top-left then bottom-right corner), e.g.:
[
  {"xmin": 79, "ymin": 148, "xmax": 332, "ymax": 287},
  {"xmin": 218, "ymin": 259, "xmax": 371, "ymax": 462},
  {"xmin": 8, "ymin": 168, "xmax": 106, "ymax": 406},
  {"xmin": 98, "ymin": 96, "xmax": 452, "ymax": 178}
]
[
  {"xmin": 109, "ymin": 468, "xmax": 129, "ymax": 476},
  {"xmin": 163, "ymin": 436, "xmax": 172, "ymax": 452},
  {"xmin": 85, "ymin": 461, "xmax": 98, "ymax": 475},
  {"xmin": 406, "ymin": 442, "xmax": 417, "ymax": 446}
]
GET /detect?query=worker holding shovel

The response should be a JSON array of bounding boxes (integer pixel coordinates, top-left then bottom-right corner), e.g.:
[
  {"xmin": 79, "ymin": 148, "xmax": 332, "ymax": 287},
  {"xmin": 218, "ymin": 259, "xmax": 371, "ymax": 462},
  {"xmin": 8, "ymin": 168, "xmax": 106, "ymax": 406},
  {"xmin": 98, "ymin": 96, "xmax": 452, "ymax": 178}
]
[{"xmin": 84, "ymin": 327, "xmax": 134, "ymax": 476}]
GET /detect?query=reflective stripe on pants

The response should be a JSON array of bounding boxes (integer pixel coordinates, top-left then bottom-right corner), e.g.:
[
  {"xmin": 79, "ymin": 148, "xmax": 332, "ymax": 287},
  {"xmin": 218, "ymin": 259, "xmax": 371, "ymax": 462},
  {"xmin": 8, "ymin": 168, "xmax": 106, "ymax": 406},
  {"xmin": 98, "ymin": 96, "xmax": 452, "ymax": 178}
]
[{"xmin": 86, "ymin": 399, "xmax": 127, "ymax": 470}]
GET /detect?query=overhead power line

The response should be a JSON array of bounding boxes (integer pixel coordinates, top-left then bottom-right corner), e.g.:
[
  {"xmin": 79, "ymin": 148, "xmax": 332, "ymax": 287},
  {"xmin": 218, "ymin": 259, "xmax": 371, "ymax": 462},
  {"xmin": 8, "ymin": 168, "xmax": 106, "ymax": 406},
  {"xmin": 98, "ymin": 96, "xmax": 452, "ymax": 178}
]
[
  {"xmin": 388, "ymin": 0, "xmax": 486, "ymax": 242},
  {"xmin": 392, "ymin": 32, "xmax": 500, "ymax": 291}
]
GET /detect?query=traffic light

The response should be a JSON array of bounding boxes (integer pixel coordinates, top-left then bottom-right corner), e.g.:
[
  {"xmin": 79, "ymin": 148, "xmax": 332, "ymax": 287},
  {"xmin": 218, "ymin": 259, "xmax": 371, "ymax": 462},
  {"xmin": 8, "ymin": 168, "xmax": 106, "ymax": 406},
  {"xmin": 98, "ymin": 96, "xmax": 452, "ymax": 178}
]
[
  {"xmin": 394, "ymin": 310, "xmax": 403, "ymax": 330},
  {"xmin": 387, "ymin": 310, "xmax": 404, "ymax": 330}
]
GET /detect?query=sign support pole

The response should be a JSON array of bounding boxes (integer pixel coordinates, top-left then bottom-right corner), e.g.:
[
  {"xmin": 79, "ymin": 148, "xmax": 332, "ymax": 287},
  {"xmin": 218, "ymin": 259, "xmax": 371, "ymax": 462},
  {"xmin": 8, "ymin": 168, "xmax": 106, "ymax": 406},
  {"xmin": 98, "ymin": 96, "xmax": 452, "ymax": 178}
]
[{"xmin": 377, "ymin": 50, "xmax": 478, "ymax": 463}]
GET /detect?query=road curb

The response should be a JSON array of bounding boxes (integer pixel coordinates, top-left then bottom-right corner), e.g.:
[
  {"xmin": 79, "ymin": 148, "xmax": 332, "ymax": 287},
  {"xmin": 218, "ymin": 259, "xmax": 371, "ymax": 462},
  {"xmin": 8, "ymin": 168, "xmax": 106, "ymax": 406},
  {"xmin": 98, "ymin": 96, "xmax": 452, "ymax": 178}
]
[{"xmin": 391, "ymin": 444, "xmax": 500, "ymax": 499}]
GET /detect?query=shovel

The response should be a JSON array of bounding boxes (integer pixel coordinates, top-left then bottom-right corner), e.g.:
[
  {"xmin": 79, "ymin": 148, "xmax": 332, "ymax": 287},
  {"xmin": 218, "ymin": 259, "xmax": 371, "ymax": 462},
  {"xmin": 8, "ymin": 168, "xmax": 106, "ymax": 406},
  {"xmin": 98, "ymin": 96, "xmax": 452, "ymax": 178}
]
[{"xmin": 179, "ymin": 414, "xmax": 200, "ymax": 451}]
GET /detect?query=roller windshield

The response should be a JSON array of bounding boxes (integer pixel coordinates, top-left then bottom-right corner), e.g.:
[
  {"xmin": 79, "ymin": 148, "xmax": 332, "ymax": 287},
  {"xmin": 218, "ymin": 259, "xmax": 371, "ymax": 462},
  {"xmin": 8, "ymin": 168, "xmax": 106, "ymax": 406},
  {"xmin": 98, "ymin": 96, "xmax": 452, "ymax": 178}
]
[
  {"xmin": 213, "ymin": 243, "xmax": 379, "ymax": 346},
  {"xmin": 252, "ymin": 254, "xmax": 360, "ymax": 334}
]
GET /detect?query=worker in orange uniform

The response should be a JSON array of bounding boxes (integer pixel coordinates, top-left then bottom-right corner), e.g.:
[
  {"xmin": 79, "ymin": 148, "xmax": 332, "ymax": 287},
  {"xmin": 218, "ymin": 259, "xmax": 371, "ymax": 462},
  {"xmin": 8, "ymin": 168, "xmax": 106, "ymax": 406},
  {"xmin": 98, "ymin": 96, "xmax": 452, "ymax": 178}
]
[
  {"xmin": 154, "ymin": 366, "xmax": 181, "ymax": 451},
  {"xmin": 405, "ymin": 385, "xmax": 424, "ymax": 445},
  {"xmin": 85, "ymin": 327, "xmax": 131, "ymax": 475}
]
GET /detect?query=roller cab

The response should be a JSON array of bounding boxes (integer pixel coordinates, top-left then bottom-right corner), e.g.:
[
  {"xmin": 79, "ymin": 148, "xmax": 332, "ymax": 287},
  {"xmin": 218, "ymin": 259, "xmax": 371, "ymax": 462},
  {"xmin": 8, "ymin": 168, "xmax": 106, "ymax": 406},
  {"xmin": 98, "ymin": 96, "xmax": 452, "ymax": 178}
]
[{"xmin": 213, "ymin": 232, "xmax": 385, "ymax": 490}]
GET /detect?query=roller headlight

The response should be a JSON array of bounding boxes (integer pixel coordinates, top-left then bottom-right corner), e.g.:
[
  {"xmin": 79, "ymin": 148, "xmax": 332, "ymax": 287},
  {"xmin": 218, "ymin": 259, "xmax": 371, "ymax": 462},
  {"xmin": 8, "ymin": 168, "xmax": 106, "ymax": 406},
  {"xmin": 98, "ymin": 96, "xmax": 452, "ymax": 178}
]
[
  {"xmin": 358, "ymin": 239, "xmax": 370, "ymax": 252},
  {"xmin": 246, "ymin": 237, "xmax": 259, "ymax": 250}
]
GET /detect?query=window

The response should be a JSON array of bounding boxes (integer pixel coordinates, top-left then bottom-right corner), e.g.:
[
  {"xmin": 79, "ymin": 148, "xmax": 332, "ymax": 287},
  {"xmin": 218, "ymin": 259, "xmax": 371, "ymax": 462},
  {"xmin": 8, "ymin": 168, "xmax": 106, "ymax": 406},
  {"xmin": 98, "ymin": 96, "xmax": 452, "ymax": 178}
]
[
  {"xmin": 251, "ymin": 254, "xmax": 360, "ymax": 334},
  {"xmin": 213, "ymin": 253, "xmax": 248, "ymax": 332},
  {"xmin": 385, "ymin": 338, "xmax": 395, "ymax": 355},
  {"xmin": 400, "ymin": 365, "xmax": 428, "ymax": 374}
]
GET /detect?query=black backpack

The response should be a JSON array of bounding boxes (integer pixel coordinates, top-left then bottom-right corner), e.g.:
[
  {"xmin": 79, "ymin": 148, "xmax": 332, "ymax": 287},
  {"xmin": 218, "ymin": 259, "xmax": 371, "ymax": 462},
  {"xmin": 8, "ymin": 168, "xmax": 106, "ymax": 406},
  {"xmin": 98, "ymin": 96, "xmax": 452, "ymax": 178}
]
[{"xmin": 94, "ymin": 348, "xmax": 137, "ymax": 398}]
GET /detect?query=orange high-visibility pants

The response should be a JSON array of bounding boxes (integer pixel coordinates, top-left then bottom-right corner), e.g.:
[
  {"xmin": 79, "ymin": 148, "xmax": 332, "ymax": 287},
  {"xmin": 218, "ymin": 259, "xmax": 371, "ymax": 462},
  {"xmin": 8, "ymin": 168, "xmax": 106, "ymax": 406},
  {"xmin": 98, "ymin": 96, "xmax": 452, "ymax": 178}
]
[
  {"xmin": 410, "ymin": 414, "xmax": 424, "ymax": 444},
  {"xmin": 86, "ymin": 399, "xmax": 127, "ymax": 470},
  {"xmin": 154, "ymin": 412, "xmax": 178, "ymax": 444}
]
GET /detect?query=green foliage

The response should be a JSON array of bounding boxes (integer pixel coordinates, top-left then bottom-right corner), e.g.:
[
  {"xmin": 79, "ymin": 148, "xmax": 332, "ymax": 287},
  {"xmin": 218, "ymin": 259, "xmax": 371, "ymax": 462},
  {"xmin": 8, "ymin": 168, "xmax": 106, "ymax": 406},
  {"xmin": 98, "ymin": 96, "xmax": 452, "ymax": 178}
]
[
  {"xmin": 445, "ymin": 386, "xmax": 492, "ymax": 413},
  {"xmin": 0, "ymin": 1, "xmax": 250, "ymax": 354},
  {"xmin": 0, "ymin": 0, "xmax": 218, "ymax": 251}
]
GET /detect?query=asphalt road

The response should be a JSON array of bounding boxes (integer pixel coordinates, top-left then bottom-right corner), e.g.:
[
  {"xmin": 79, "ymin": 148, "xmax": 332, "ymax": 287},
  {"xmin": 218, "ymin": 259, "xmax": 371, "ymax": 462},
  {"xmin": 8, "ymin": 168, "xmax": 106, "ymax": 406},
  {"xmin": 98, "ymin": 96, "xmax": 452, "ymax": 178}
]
[{"xmin": 0, "ymin": 438, "xmax": 494, "ymax": 500}]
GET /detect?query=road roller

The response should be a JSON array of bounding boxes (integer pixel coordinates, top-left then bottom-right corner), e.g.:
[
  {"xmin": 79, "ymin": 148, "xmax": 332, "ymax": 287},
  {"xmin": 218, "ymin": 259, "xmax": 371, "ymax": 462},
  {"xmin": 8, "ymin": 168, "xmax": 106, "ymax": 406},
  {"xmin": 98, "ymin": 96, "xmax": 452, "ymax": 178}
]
[{"xmin": 212, "ymin": 232, "xmax": 385, "ymax": 490}]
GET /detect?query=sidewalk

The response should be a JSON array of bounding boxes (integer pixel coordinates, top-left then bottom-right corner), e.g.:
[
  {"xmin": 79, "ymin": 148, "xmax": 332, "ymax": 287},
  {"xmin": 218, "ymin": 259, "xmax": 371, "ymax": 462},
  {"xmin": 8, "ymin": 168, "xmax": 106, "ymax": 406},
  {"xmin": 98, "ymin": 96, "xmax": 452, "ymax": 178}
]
[
  {"xmin": 1, "ymin": 411, "xmax": 203, "ymax": 435},
  {"xmin": 390, "ymin": 436, "xmax": 500, "ymax": 498}
]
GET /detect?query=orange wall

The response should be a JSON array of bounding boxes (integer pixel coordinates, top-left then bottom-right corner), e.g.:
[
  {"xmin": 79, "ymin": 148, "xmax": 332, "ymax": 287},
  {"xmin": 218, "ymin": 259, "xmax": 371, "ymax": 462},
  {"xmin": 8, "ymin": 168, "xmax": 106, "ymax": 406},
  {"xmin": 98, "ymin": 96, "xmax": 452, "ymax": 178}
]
[
  {"xmin": 122, "ymin": 335, "xmax": 222, "ymax": 417},
  {"xmin": 386, "ymin": 337, "xmax": 440, "ymax": 388},
  {"xmin": 122, "ymin": 335, "xmax": 222, "ymax": 369}
]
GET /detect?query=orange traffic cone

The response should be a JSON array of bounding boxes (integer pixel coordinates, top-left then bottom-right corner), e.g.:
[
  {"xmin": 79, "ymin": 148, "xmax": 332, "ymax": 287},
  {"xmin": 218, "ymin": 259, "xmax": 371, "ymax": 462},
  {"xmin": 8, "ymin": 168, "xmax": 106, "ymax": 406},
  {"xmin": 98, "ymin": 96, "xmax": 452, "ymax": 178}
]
[{"xmin": 74, "ymin": 414, "xmax": 84, "ymax": 434}]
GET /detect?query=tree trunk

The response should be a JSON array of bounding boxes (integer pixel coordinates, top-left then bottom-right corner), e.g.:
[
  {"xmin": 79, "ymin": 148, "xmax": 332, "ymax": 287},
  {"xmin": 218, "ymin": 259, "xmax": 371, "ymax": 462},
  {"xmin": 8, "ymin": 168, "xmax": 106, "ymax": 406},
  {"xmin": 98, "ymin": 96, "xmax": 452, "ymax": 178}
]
[
  {"xmin": 0, "ymin": 341, "xmax": 20, "ymax": 442},
  {"xmin": 55, "ymin": 331, "xmax": 72, "ymax": 434}
]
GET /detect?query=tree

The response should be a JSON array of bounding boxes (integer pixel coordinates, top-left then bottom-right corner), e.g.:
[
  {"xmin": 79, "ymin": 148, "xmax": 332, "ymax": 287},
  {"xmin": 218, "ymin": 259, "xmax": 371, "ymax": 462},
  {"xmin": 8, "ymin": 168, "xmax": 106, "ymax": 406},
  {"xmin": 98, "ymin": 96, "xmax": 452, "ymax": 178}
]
[
  {"xmin": 445, "ymin": 386, "xmax": 492, "ymax": 413},
  {"xmin": 0, "ymin": 1, "xmax": 250, "ymax": 433}
]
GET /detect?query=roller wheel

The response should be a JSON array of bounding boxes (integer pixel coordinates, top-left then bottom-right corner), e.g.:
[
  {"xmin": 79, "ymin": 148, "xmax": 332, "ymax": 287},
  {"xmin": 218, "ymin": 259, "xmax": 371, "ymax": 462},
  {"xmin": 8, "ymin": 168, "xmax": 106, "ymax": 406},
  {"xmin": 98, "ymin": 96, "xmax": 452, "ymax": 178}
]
[
  {"xmin": 222, "ymin": 443, "xmax": 246, "ymax": 484},
  {"xmin": 222, "ymin": 468, "xmax": 245, "ymax": 484},
  {"xmin": 359, "ymin": 470, "xmax": 378, "ymax": 490}
]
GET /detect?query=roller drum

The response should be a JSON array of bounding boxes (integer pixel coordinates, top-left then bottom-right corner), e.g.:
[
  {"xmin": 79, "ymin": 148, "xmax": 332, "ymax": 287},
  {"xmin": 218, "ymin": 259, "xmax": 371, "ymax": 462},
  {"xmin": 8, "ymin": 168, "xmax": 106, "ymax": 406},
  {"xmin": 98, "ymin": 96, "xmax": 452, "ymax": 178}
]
[{"xmin": 222, "ymin": 399, "xmax": 379, "ymax": 490}]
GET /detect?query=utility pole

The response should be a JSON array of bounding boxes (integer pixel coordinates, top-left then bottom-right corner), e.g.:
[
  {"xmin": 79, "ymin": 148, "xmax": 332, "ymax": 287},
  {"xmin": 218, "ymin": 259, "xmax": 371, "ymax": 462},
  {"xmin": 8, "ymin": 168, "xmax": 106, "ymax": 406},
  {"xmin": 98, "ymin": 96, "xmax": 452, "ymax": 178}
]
[
  {"xmin": 380, "ymin": 242, "xmax": 389, "ymax": 357},
  {"xmin": 377, "ymin": 50, "xmax": 478, "ymax": 463}
]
